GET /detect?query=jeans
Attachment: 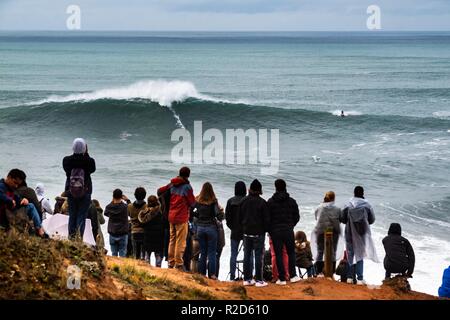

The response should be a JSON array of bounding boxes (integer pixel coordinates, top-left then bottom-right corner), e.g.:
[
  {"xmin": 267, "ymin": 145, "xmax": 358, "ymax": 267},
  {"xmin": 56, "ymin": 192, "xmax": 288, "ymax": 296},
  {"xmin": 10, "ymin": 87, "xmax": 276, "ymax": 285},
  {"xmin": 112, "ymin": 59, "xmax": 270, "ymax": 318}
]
[
  {"xmin": 68, "ymin": 193, "xmax": 92, "ymax": 239},
  {"xmin": 25, "ymin": 204, "xmax": 42, "ymax": 229},
  {"xmin": 110, "ymin": 234, "xmax": 128, "ymax": 257},
  {"xmin": 243, "ymin": 234, "xmax": 265, "ymax": 282},
  {"xmin": 347, "ymin": 246, "xmax": 364, "ymax": 280},
  {"xmin": 197, "ymin": 225, "xmax": 218, "ymax": 277},
  {"xmin": 131, "ymin": 233, "xmax": 145, "ymax": 259},
  {"xmin": 270, "ymin": 233, "xmax": 297, "ymax": 281}
]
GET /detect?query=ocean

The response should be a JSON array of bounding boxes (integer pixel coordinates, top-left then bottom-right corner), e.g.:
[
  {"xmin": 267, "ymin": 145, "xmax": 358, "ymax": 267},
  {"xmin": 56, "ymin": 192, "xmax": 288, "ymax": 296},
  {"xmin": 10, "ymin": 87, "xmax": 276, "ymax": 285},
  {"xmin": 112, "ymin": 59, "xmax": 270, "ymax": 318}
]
[{"xmin": 0, "ymin": 31, "xmax": 449, "ymax": 296}]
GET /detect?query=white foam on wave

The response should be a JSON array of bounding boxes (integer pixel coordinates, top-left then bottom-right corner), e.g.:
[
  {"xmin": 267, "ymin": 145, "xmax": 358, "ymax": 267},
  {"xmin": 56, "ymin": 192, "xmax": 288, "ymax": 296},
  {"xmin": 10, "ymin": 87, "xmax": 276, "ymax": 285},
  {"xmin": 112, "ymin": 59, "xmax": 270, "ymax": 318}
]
[
  {"xmin": 32, "ymin": 80, "xmax": 215, "ymax": 107},
  {"xmin": 330, "ymin": 110, "xmax": 362, "ymax": 116},
  {"xmin": 433, "ymin": 111, "xmax": 450, "ymax": 119}
]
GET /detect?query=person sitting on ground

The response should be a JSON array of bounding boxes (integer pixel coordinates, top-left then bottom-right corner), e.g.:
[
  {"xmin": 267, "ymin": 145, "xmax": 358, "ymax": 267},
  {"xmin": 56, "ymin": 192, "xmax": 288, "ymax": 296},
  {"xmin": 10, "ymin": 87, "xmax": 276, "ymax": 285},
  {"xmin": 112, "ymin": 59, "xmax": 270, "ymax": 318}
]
[
  {"xmin": 239, "ymin": 179, "xmax": 270, "ymax": 287},
  {"xmin": 0, "ymin": 169, "xmax": 46, "ymax": 237},
  {"xmin": 105, "ymin": 189, "xmax": 130, "ymax": 257},
  {"xmin": 382, "ymin": 223, "xmax": 415, "ymax": 280},
  {"xmin": 192, "ymin": 182, "xmax": 224, "ymax": 280},
  {"xmin": 267, "ymin": 179, "xmax": 301, "ymax": 285},
  {"xmin": 128, "ymin": 187, "xmax": 147, "ymax": 260},
  {"xmin": 438, "ymin": 266, "xmax": 450, "ymax": 298},
  {"xmin": 15, "ymin": 172, "xmax": 43, "ymax": 221},
  {"xmin": 139, "ymin": 195, "xmax": 164, "ymax": 267},
  {"xmin": 295, "ymin": 231, "xmax": 315, "ymax": 278},
  {"xmin": 340, "ymin": 186, "xmax": 378, "ymax": 285},
  {"xmin": 157, "ymin": 167, "xmax": 195, "ymax": 270},
  {"xmin": 86, "ymin": 199, "xmax": 100, "ymax": 247},
  {"xmin": 313, "ymin": 191, "xmax": 342, "ymax": 276}
]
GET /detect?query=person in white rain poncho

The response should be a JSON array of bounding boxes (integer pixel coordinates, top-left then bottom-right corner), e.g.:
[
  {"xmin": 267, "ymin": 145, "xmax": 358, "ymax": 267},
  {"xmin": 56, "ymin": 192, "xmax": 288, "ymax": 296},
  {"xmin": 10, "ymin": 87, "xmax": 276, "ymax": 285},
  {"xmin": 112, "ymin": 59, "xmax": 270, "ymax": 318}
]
[
  {"xmin": 340, "ymin": 186, "xmax": 378, "ymax": 285},
  {"xmin": 35, "ymin": 183, "xmax": 53, "ymax": 220}
]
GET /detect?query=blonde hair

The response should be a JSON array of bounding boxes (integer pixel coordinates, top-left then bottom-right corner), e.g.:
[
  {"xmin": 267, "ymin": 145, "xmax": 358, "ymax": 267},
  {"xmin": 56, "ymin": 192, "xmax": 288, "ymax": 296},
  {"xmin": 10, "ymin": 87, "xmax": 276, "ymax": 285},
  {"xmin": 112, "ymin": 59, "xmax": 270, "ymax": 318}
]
[{"xmin": 323, "ymin": 191, "xmax": 335, "ymax": 203}]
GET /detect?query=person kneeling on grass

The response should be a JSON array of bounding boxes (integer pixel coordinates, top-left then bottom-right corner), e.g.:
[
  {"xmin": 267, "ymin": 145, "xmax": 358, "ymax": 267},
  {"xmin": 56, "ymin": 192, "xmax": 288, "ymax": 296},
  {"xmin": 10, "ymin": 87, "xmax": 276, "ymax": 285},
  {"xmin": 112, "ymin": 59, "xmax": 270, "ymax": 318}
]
[
  {"xmin": 105, "ymin": 189, "xmax": 130, "ymax": 257},
  {"xmin": 0, "ymin": 169, "xmax": 46, "ymax": 237},
  {"xmin": 382, "ymin": 223, "xmax": 415, "ymax": 280}
]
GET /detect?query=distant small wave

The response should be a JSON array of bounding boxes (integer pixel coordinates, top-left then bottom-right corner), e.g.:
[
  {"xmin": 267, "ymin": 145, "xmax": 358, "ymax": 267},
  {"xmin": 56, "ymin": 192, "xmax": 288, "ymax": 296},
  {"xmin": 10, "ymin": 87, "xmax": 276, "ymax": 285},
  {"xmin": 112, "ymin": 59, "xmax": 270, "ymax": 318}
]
[
  {"xmin": 433, "ymin": 111, "xmax": 450, "ymax": 119},
  {"xmin": 330, "ymin": 110, "xmax": 362, "ymax": 116}
]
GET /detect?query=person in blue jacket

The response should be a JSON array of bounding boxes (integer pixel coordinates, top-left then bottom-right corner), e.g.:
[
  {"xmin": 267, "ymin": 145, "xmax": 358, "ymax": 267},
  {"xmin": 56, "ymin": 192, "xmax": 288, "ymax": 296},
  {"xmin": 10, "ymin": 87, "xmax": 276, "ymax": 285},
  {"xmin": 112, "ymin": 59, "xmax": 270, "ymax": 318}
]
[{"xmin": 438, "ymin": 266, "xmax": 450, "ymax": 298}]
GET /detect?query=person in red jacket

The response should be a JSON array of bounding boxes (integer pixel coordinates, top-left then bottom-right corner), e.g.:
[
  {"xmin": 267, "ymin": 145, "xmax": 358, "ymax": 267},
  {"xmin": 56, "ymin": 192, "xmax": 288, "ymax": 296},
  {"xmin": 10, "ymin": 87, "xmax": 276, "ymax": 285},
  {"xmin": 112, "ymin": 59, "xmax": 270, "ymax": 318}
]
[{"xmin": 157, "ymin": 167, "xmax": 195, "ymax": 270}]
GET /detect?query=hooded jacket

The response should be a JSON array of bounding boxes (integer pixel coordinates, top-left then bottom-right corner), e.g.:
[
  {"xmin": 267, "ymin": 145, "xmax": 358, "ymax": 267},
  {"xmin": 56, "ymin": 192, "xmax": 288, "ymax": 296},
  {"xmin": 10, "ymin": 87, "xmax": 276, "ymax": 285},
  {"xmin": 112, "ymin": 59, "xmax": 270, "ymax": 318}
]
[
  {"xmin": 139, "ymin": 203, "xmax": 164, "ymax": 253},
  {"xmin": 225, "ymin": 195, "xmax": 246, "ymax": 241},
  {"xmin": 267, "ymin": 191, "xmax": 300, "ymax": 234},
  {"xmin": 35, "ymin": 184, "xmax": 53, "ymax": 216},
  {"xmin": 105, "ymin": 201, "xmax": 129, "ymax": 236},
  {"xmin": 63, "ymin": 153, "xmax": 96, "ymax": 195},
  {"xmin": 239, "ymin": 192, "xmax": 270, "ymax": 236},
  {"xmin": 341, "ymin": 197, "xmax": 378, "ymax": 264},
  {"xmin": 382, "ymin": 223, "xmax": 415, "ymax": 276},
  {"xmin": 157, "ymin": 177, "xmax": 195, "ymax": 225},
  {"xmin": 128, "ymin": 200, "xmax": 147, "ymax": 234}
]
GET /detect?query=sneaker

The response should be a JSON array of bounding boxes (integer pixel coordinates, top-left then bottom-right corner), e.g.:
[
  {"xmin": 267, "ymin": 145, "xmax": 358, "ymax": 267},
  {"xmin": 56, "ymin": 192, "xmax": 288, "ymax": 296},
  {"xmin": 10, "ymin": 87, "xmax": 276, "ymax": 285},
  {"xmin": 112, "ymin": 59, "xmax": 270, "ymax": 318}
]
[
  {"xmin": 275, "ymin": 280, "xmax": 287, "ymax": 285},
  {"xmin": 290, "ymin": 276, "xmax": 301, "ymax": 283},
  {"xmin": 255, "ymin": 281, "xmax": 268, "ymax": 287},
  {"xmin": 317, "ymin": 273, "xmax": 325, "ymax": 278},
  {"xmin": 356, "ymin": 280, "xmax": 367, "ymax": 285},
  {"xmin": 243, "ymin": 280, "xmax": 255, "ymax": 286},
  {"xmin": 347, "ymin": 278, "xmax": 354, "ymax": 284}
]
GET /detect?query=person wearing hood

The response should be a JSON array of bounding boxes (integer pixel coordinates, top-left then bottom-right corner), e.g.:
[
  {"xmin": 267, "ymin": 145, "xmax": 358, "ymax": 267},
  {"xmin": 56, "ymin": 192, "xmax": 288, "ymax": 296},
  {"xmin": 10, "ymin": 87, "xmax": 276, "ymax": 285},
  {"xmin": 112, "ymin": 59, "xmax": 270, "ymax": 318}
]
[
  {"xmin": 157, "ymin": 167, "xmax": 195, "ymax": 270},
  {"xmin": 267, "ymin": 179, "xmax": 301, "ymax": 285},
  {"xmin": 128, "ymin": 187, "xmax": 147, "ymax": 260},
  {"xmin": 382, "ymin": 223, "xmax": 415, "ymax": 279},
  {"xmin": 295, "ymin": 231, "xmax": 315, "ymax": 277},
  {"xmin": 35, "ymin": 183, "xmax": 53, "ymax": 220},
  {"xmin": 239, "ymin": 179, "xmax": 270, "ymax": 287},
  {"xmin": 63, "ymin": 138, "xmax": 96, "ymax": 239},
  {"xmin": 92, "ymin": 199, "xmax": 105, "ymax": 248},
  {"xmin": 105, "ymin": 189, "xmax": 130, "ymax": 257},
  {"xmin": 225, "ymin": 181, "xmax": 247, "ymax": 281},
  {"xmin": 341, "ymin": 186, "xmax": 378, "ymax": 285},
  {"xmin": 313, "ymin": 191, "xmax": 342, "ymax": 275},
  {"xmin": 139, "ymin": 195, "xmax": 164, "ymax": 267}
]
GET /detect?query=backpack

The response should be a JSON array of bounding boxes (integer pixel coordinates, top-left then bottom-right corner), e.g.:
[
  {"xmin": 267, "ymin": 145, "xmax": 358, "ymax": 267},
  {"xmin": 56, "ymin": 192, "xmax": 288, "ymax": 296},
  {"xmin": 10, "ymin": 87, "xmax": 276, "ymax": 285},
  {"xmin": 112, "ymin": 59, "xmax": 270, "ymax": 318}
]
[
  {"xmin": 349, "ymin": 207, "xmax": 368, "ymax": 236},
  {"xmin": 69, "ymin": 168, "xmax": 86, "ymax": 198}
]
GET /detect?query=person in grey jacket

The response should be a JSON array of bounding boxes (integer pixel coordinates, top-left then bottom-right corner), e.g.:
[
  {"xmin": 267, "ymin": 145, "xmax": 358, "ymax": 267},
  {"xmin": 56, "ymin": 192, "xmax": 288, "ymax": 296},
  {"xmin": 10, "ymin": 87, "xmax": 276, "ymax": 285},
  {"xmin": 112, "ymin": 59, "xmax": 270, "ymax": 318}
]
[
  {"xmin": 340, "ymin": 186, "xmax": 378, "ymax": 285},
  {"xmin": 313, "ymin": 191, "xmax": 342, "ymax": 275}
]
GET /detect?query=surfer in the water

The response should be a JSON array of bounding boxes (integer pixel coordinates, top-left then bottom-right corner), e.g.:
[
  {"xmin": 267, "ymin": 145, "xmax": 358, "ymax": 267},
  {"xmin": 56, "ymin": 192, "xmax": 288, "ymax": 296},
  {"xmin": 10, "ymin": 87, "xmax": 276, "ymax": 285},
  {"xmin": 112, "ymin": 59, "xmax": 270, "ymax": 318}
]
[{"xmin": 341, "ymin": 110, "xmax": 345, "ymax": 117}]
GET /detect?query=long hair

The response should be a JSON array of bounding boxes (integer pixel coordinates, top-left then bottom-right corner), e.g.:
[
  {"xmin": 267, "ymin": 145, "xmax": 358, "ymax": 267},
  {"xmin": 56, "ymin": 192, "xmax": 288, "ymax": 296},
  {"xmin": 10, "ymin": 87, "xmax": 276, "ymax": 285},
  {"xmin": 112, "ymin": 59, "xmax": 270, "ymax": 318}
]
[{"xmin": 196, "ymin": 182, "xmax": 217, "ymax": 205}]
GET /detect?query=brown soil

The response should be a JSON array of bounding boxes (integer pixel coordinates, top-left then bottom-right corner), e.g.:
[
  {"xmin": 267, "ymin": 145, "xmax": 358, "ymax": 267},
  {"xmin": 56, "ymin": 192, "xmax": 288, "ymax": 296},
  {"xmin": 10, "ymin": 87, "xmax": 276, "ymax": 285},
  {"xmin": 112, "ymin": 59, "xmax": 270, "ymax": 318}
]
[{"xmin": 0, "ymin": 230, "xmax": 440, "ymax": 300}]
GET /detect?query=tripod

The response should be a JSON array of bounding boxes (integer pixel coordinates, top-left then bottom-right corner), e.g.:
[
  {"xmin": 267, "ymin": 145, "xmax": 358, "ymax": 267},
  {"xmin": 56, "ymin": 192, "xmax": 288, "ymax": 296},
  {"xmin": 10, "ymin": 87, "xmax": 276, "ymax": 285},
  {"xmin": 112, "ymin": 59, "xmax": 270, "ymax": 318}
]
[{"xmin": 227, "ymin": 241, "xmax": 245, "ymax": 281}]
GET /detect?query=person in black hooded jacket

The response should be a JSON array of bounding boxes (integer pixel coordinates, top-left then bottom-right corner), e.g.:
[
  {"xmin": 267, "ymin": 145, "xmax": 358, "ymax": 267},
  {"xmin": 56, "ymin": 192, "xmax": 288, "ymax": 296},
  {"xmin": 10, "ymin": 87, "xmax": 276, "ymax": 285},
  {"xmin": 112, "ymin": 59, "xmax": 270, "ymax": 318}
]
[
  {"xmin": 239, "ymin": 179, "xmax": 270, "ymax": 287},
  {"xmin": 225, "ymin": 181, "xmax": 247, "ymax": 281},
  {"xmin": 267, "ymin": 179, "xmax": 301, "ymax": 284},
  {"xmin": 382, "ymin": 223, "xmax": 415, "ymax": 279}
]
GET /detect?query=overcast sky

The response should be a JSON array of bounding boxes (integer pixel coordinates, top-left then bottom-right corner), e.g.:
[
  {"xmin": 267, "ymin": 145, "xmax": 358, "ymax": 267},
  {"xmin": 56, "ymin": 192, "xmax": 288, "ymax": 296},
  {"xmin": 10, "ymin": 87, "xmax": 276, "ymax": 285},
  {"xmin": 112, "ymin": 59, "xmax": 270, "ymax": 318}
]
[{"xmin": 0, "ymin": 0, "xmax": 449, "ymax": 31}]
